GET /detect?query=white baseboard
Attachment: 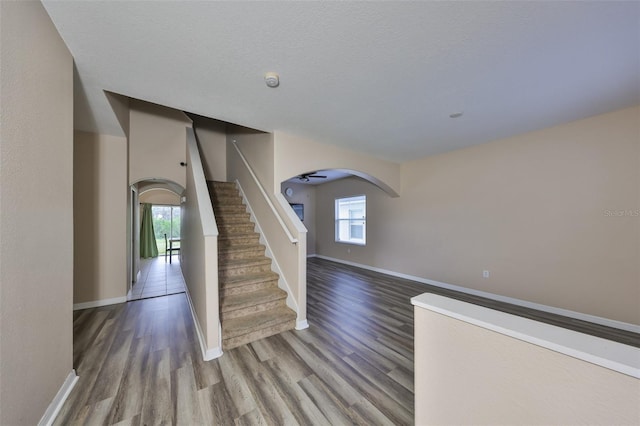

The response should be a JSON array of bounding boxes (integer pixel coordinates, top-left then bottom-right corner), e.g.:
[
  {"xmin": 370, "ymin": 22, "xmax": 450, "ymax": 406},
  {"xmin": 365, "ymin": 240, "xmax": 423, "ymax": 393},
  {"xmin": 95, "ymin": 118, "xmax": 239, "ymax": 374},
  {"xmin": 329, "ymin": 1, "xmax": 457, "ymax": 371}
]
[
  {"xmin": 296, "ymin": 319, "xmax": 309, "ymax": 330},
  {"xmin": 205, "ymin": 346, "xmax": 223, "ymax": 361},
  {"xmin": 38, "ymin": 370, "xmax": 78, "ymax": 426},
  {"xmin": 313, "ymin": 255, "xmax": 640, "ymax": 334},
  {"xmin": 73, "ymin": 296, "xmax": 127, "ymax": 311},
  {"xmin": 183, "ymin": 285, "xmax": 223, "ymax": 361}
]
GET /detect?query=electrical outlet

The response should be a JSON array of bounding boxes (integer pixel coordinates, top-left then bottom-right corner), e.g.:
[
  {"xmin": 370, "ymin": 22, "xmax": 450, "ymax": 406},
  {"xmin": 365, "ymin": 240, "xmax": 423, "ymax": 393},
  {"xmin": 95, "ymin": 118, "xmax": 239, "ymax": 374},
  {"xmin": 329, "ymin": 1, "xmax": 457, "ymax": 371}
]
[
  {"xmin": 347, "ymin": 248, "xmax": 351, "ymax": 254},
  {"xmin": 483, "ymin": 270, "xmax": 490, "ymax": 278}
]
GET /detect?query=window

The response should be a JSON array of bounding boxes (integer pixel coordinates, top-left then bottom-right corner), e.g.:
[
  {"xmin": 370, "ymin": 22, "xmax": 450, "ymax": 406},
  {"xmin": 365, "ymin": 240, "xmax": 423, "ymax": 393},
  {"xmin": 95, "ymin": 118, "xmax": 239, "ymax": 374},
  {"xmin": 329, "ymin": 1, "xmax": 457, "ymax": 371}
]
[
  {"xmin": 335, "ymin": 195, "xmax": 366, "ymax": 245},
  {"xmin": 151, "ymin": 205, "xmax": 181, "ymax": 254}
]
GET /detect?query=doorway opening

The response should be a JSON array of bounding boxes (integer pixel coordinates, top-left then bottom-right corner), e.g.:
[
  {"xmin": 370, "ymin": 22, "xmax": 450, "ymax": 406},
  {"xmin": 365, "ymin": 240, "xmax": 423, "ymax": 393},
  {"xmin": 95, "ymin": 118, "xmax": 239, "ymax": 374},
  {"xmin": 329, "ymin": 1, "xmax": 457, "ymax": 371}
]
[
  {"xmin": 129, "ymin": 179, "xmax": 186, "ymax": 301},
  {"xmin": 129, "ymin": 256, "xmax": 186, "ymax": 300},
  {"xmin": 152, "ymin": 205, "xmax": 181, "ymax": 254}
]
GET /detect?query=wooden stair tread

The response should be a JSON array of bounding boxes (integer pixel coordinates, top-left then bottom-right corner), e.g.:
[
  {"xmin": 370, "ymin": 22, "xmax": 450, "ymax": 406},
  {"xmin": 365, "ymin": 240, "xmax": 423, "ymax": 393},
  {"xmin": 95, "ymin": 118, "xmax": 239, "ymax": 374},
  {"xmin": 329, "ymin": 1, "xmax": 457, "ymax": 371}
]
[
  {"xmin": 219, "ymin": 257, "xmax": 271, "ymax": 269},
  {"xmin": 216, "ymin": 224, "xmax": 254, "ymax": 232},
  {"xmin": 218, "ymin": 234, "xmax": 260, "ymax": 245},
  {"xmin": 220, "ymin": 271, "xmax": 279, "ymax": 286},
  {"xmin": 218, "ymin": 231, "xmax": 258, "ymax": 238},
  {"xmin": 222, "ymin": 306, "xmax": 296, "ymax": 338},
  {"xmin": 209, "ymin": 180, "xmax": 294, "ymax": 348},
  {"xmin": 219, "ymin": 243, "xmax": 264, "ymax": 253},
  {"xmin": 218, "ymin": 228, "xmax": 256, "ymax": 236},
  {"xmin": 214, "ymin": 204, "xmax": 245, "ymax": 209},
  {"xmin": 217, "ymin": 219, "xmax": 252, "ymax": 225},
  {"xmin": 215, "ymin": 215, "xmax": 252, "ymax": 224},
  {"xmin": 221, "ymin": 287, "xmax": 287, "ymax": 312},
  {"xmin": 213, "ymin": 201, "xmax": 243, "ymax": 206}
]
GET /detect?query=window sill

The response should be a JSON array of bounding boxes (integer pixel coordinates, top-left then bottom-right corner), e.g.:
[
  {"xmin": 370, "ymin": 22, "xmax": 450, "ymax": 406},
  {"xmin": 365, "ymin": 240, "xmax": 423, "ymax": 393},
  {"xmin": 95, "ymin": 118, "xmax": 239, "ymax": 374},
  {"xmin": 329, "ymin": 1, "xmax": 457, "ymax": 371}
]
[{"xmin": 335, "ymin": 240, "xmax": 366, "ymax": 246}]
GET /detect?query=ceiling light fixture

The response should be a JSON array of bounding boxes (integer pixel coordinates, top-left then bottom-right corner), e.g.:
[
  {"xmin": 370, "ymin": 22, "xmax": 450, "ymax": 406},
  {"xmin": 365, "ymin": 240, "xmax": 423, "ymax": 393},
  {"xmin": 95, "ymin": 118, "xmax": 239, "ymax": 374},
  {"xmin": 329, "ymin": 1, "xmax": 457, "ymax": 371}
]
[
  {"xmin": 449, "ymin": 112, "xmax": 463, "ymax": 118},
  {"xmin": 264, "ymin": 72, "xmax": 279, "ymax": 88}
]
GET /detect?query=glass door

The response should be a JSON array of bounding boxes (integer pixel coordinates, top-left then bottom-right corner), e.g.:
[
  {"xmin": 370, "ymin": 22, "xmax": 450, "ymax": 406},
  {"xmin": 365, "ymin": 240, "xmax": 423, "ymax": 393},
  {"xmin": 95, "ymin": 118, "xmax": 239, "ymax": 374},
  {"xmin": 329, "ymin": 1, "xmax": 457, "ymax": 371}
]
[{"xmin": 151, "ymin": 205, "xmax": 181, "ymax": 254}]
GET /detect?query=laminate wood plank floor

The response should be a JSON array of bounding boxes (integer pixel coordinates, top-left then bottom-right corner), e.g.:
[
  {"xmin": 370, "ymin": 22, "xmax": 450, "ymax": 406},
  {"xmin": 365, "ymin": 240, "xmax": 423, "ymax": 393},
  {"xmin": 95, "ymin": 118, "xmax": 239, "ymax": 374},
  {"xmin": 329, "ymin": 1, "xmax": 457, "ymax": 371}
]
[
  {"xmin": 55, "ymin": 258, "xmax": 426, "ymax": 426},
  {"xmin": 312, "ymin": 259, "xmax": 639, "ymax": 348},
  {"xmin": 56, "ymin": 257, "xmax": 639, "ymax": 426}
]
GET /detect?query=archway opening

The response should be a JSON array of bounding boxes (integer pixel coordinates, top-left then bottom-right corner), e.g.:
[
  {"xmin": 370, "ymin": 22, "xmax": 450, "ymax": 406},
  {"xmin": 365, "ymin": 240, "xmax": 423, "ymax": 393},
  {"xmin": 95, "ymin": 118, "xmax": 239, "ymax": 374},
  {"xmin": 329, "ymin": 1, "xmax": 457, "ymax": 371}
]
[
  {"xmin": 280, "ymin": 168, "xmax": 393, "ymax": 257},
  {"xmin": 129, "ymin": 178, "xmax": 186, "ymax": 300}
]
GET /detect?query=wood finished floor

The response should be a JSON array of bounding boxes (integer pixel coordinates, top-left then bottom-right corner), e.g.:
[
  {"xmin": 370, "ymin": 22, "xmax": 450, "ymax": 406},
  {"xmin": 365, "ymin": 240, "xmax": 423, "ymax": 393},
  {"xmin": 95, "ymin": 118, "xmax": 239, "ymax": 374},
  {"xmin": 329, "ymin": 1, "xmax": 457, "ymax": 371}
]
[
  {"xmin": 321, "ymin": 260, "xmax": 640, "ymax": 348},
  {"xmin": 55, "ymin": 257, "xmax": 640, "ymax": 426},
  {"xmin": 54, "ymin": 258, "xmax": 425, "ymax": 425}
]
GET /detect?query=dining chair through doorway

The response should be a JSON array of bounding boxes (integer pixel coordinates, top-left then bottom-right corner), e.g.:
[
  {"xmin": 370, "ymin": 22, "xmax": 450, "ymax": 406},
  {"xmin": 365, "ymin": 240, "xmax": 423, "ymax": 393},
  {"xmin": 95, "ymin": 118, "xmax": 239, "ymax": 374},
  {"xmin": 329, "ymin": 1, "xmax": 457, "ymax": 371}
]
[{"xmin": 165, "ymin": 233, "xmax": 180, "ymax": 264}]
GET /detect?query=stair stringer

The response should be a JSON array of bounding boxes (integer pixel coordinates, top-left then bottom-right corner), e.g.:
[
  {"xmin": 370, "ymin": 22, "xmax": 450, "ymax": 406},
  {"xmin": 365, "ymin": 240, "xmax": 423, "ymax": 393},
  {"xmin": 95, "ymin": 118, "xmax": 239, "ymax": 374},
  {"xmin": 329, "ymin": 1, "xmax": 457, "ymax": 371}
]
[{"xmin": 233, "ymin": 180, "xmax": 299, "ymax": 316}]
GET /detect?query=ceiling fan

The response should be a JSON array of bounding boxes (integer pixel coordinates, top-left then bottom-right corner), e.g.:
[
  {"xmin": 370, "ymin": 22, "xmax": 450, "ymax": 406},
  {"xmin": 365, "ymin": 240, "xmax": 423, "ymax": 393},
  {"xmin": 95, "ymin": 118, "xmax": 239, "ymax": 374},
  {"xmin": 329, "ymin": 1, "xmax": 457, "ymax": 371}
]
[{"xmin": 297, "ymin": 171, "xmax": 327, "ymax": 182}]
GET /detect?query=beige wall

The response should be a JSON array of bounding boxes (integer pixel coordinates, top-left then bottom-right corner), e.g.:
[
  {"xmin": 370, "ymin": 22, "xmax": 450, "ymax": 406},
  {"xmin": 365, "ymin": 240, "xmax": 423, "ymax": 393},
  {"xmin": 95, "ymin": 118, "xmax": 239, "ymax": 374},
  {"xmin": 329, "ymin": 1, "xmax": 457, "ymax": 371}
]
[
  {"xmin": 129, "ymin": 99, "xmax": 192, "ymax": 188},
  {"xmin": 181, "ymin": 129, "xmax": 220, "ymax": 356},
  {"xmin": 415, "ymin": 306, "xmax": 640, "ymax": 425},
  {"xmin": 228, "ymin": 129, "xmax": 308, "ymax": 325},
  {"xmin": 139, "ymin": 188, "xmax": 181, "ymax": 205},
  {"xmin": 316, "ymin": 106, "xmax": 640, "ymax": 325},
  {"xmin": 105, "ymin": 92, "xmax": 130, "ymax": 139},
  {"xmin": 182, "ymin": 149, "xmax": 210, "ymax": 348},
  {"xmin": 192, "ymin": 118, "xmax": 227, "ymax": 182},
  {"xmin": 0, "ymin": 2, "xmax": 74, "ymax": 424},
  {"xmin": 74, "ymin": 131, "xmax": 129, "ymax": 304},
  {"xmin": 316, "ymin": 175, "xmax": 394, "ymax": 261},
  {"xmin": 73, "ymin": 98, "xmax": 191, "ymax": 305},
  {"xmin": 229, "ymin": 125, "xmax": 275, "ymax": 190},
  {"xmin": 273, "ymin": 131, "xmax": 401, "ymax": 197},
  {"xmin": 104, "ymin": 93, "xmax": 135, "ymax": 292},
  {"xmin": 130, "ymin": 186, "xmax": 140, "ymax": 285},
  {"xmin": 281, "ymin": 182, "xmax": 317, "ymax": 255},
  {"xmin": 128, "ymin": 100, "xmax": 191, "ymax": 290}
]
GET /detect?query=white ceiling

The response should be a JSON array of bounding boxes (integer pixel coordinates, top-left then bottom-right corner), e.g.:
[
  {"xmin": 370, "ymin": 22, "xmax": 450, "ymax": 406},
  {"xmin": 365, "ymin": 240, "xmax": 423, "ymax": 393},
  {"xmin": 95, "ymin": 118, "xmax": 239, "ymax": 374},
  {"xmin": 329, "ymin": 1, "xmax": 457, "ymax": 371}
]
[
  {"xmin": 43, "ymin": 1, "xmax": 639, "ymax": 162},
  {"xmin": 284, "ymin": 170, "xmax": 352, "ymax": 186}
]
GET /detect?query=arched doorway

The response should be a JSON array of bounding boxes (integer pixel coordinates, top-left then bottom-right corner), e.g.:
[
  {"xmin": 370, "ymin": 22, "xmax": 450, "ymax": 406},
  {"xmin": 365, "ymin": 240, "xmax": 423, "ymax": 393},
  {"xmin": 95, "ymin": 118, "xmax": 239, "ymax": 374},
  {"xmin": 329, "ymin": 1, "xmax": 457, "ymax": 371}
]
[
  {"xmin": 280, "ymin": 168, "xmax": 394, "ymax": 257},
  {"xmin": 129, "ymin": 179, "xmax": 185, "ymax": 300}
]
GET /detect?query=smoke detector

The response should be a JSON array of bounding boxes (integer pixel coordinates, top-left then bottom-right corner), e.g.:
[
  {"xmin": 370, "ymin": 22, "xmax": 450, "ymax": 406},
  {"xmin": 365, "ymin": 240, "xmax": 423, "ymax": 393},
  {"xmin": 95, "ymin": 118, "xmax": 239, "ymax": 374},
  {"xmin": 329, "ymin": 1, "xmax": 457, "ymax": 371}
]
[{"xmin": 264, "ymin": 72, "xmax": 280, "ymax": 88}]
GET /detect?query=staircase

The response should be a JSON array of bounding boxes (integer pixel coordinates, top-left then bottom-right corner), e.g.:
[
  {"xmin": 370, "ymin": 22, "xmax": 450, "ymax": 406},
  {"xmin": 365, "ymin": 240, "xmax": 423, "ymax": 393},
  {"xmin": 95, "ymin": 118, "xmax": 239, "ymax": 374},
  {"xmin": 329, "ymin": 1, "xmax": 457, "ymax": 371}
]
[{"xmin": 208, "ymin": 181, "xmax": 296, "ymax": 350}]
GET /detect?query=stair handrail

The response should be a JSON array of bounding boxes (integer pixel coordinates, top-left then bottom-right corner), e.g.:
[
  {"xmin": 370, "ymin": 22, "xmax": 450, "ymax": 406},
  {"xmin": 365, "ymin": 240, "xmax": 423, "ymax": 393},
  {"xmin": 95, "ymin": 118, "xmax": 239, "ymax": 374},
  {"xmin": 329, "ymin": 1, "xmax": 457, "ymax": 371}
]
[
  {"xmin": 232, "ymin": 140, "xmax": 297, "ymax": 244},
  {"xmin": 188, "ymin": 128, "xmax": 218, "ymax": 237}
]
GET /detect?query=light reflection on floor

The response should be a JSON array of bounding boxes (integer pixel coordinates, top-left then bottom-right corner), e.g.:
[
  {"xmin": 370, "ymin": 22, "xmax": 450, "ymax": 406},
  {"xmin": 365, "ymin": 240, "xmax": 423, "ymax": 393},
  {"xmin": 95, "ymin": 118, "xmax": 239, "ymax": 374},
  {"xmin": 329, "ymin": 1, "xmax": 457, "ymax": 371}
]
[{"xmin": 128, "ymin": 254, "xmax": 186, "ymax": 301}]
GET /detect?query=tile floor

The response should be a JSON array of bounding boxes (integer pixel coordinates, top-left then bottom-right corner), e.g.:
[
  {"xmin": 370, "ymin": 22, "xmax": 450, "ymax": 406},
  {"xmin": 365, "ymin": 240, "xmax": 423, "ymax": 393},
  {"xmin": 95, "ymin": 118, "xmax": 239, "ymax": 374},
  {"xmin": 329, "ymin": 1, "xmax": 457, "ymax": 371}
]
[{"xmin": 128, "ymin": 254, "xmax": 186, "ymax": 300}]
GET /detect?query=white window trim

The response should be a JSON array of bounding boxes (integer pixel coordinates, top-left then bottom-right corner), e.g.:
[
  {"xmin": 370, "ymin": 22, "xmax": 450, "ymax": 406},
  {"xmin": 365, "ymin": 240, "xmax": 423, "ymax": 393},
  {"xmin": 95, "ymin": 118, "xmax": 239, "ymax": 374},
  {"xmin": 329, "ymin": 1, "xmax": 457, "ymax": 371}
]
[{"xmin": 335, "ymin": 195, "xmax": 366, "ymax": 246}]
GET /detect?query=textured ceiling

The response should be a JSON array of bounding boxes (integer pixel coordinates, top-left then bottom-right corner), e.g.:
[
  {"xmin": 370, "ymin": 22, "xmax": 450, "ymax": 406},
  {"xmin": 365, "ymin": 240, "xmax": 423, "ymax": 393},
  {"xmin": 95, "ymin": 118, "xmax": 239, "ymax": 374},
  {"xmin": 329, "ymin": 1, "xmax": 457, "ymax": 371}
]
[{"xmin": 43, "ymin": 1, "xmax": 639, "ymax": 162}]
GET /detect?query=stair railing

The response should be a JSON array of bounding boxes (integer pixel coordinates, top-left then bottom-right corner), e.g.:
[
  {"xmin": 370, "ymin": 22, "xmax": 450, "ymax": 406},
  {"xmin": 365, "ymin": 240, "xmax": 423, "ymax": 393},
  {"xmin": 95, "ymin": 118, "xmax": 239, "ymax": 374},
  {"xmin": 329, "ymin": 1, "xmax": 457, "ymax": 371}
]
[{"xmin": 231, "ymin": 140, "xmax": 298, "ymax": 244}]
